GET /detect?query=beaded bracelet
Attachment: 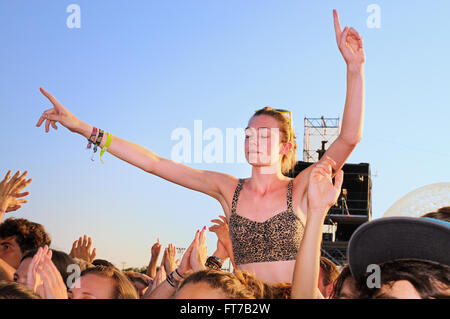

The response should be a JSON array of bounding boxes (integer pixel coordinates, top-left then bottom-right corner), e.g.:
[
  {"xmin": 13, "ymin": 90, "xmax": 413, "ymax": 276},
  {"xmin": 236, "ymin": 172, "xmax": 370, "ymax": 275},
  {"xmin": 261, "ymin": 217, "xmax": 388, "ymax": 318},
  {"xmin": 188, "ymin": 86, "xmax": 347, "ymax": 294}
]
[
  {"xmin": 86, "ymin": 127, "xmax": 98, "ymax": 149},
  {"xmin": 93, "ymin": 129, "xmax": 104, "ymax": 153}
]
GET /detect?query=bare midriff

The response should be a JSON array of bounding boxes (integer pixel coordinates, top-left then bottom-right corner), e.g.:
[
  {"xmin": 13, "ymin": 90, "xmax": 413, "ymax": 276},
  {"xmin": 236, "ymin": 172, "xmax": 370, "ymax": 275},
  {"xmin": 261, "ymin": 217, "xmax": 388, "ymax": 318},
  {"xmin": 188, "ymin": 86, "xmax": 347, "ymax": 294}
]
[{"xmin": 237, "ymin": 260, "xmax": 296, "ymax": 284}]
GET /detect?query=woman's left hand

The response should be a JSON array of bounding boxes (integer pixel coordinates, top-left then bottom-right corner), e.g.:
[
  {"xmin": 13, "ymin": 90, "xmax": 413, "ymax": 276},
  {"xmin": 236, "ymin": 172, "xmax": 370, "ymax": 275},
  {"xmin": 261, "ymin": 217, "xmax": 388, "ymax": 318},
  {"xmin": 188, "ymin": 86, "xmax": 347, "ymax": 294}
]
[{"xmin": 333, "ymin": 9, "xmax": 365, "ymax": 69}]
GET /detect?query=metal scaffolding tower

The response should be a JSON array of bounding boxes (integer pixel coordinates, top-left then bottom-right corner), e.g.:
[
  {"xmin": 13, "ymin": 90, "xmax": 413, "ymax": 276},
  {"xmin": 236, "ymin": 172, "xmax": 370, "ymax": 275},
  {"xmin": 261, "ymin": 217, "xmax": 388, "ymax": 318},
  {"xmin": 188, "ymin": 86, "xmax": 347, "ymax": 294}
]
[{"xmin": 303, "ymin": 116, "xmax": 340, "ymax": 162}]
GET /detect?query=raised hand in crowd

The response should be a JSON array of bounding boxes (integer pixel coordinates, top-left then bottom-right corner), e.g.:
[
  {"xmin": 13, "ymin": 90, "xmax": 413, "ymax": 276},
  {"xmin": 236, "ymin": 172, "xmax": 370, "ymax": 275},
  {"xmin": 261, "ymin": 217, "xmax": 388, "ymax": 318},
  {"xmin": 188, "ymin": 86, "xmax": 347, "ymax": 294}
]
[
  {"xmin": 69, "ymin": 235, "xmax": 97, "ymax": 263},
  {"xmin": 142, "ymin": 227, "xmax": 207, "ymax": 299},
  {"xmin": 0, "ymin": 170, "xmax": 32, "ymax": 223},
  {"xmin": 26, "ymin": 245, "xmax": 68, "ymax": 299},
  {"xmin": 25, "ymin": 245, "xmax": 47, "ymax": 295},
  {"xmin": 147, "ymin": 257, "xmax": 166, "ymax": 294},
  {"xmin": 147, "ymin": 237, "xmax": 162, "ymax": 279},
  {"xmin": 35, "ymin": 248, "xmax": 68, "ymax": 299},
  {"xmin": 292, "ymin": 157, "xmax": 344, "ymax": 299},
  {"xmin": 307, "ymin": 157, "xmax": 344, "ymax": 217},
  {"xmin": 163, "ymin": 243, "xmax": 179, "ymax": 274},
  {"xmin": 190, "ymin": 227, "xmax": 208, "ymax": 272}
]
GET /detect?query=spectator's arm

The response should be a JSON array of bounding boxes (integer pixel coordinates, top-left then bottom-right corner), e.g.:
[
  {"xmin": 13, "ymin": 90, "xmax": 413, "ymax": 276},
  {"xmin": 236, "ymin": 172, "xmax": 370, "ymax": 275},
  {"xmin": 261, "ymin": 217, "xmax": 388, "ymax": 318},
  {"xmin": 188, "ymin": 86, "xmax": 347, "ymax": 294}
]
[
  {"xmin": 291, "ymin": 158, "xmax": 343, "ymax": 299},
  {"xmin": 147, "ymin": 238, "xmax": 161, "ymax": 278}
]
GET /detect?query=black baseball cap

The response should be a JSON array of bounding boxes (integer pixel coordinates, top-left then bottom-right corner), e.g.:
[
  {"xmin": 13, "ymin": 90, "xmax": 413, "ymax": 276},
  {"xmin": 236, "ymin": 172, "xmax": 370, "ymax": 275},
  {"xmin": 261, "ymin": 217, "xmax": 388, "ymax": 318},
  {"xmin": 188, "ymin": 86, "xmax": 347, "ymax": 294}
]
[{"xmin": 347, "ymin": 216, "xmax": 450, "ymax": 281}]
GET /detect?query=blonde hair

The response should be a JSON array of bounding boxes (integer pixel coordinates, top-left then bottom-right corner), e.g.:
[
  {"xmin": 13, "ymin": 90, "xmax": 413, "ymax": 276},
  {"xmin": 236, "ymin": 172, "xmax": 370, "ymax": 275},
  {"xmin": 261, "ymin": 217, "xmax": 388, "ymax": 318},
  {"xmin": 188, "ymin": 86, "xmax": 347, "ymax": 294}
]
[
  {"xmin": 80, "ymin": 265, "xmax": 139, "ymax": 299},
  {"xmin": 252, "ymin": 106, "xmax": 297, "ymax": 174},
  {"xmin": 236, "ymin": 270, "xmax": 292, "ymax": 299},
  {"xmin": 178, "ymin": 269, "xmax": 291, "ymax": 299},
  {"xmin": 178, "ymin": 269, "xmax": 255, "ymax": 299}
]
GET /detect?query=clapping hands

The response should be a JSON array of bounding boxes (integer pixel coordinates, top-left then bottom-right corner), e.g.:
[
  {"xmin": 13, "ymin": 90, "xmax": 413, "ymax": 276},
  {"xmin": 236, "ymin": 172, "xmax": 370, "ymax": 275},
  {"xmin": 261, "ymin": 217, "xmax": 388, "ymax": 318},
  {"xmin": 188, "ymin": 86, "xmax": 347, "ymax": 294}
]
[{"xmin": 26, "ymin": 245, "xmax": 68, "ymax": 299}]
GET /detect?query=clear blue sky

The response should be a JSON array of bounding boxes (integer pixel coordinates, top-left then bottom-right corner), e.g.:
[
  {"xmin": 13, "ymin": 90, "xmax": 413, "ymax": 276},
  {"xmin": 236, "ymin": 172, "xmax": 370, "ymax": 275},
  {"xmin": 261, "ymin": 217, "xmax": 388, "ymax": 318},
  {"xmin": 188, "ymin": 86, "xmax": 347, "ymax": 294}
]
[{"xmin": 1, "ymin": 0, "xmax": 449, "ymax": 268}]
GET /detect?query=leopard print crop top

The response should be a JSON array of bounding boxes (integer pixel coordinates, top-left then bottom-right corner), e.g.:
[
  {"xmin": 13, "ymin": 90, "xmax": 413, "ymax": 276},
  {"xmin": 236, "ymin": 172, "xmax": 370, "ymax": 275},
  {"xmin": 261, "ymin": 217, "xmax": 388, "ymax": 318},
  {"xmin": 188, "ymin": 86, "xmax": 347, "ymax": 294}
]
[{"xmin": 228, "ymin": 178, "xmax": 305, "ymax": 265}]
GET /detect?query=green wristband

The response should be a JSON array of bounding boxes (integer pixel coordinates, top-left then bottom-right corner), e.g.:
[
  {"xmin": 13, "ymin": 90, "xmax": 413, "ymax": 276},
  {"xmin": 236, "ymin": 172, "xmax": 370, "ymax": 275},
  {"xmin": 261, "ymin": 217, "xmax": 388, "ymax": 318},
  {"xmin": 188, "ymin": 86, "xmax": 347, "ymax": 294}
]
[{"xmin": 100, "ymin": 133, "xmax": 113, "ymax": 164}]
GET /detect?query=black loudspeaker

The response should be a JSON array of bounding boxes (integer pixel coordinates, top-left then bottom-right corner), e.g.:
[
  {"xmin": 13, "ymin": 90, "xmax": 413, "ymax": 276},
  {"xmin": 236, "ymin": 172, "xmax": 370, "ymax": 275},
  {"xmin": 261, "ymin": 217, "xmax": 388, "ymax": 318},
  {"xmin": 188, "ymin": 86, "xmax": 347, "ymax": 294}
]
[{"xmin": 286, "ymin": 161, "xmax": 372, "ymax": 265}]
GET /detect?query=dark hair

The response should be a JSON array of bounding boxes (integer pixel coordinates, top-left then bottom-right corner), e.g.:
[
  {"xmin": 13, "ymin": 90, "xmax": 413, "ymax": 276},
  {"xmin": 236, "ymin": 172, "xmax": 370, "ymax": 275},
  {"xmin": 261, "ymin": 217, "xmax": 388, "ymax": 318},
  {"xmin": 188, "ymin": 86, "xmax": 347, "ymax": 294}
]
[
  {"xmin": 21, "ymin": 248, "xmax": 75, "ymax": 288},
  {"xmin": 92, "ymin": 259, "xmax": 115, "ymax": 268},
  {"xmin": 72, "ymin": 257, "xmax": 94, "ymax": 272},
  {"xmin": 178, "ymin": 269, "xmax": 255, "ymax": 299},
  {"xmin": 80, "ymin": 265, "xmax": 138, "ymax": 299},
  {"xmin": 421, "ymin": 206, "xmax": 450, "ymax": 222},
  {"xmin": 0, "ymin": 280, "xmax": 40, "ymax": 299},
  {"xmin": 125, "ymin": 271, "xmax": 149, "ymax": 287},
  {"xmin": 330, "ymin": 265, "xmax": 356, "ymax": 299},
  {"xmin": 0, "ymin": 218, "xmax": 51, "ymax": 253},
  {"xmin": 320, "ymin": 257, "xmax": 340, "ymax": 287},
  {"xmin": 358, "ymin": 259, "xmax": 450, "ymax": 299}
]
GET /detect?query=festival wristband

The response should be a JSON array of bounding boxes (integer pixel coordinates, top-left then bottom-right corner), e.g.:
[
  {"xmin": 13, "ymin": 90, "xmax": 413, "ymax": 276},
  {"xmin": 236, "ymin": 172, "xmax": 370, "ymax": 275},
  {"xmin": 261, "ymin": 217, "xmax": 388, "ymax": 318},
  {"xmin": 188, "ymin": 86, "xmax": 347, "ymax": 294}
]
[{"xmin": 100, "ymin": 133, "xmax": 113, "ymax": 164}]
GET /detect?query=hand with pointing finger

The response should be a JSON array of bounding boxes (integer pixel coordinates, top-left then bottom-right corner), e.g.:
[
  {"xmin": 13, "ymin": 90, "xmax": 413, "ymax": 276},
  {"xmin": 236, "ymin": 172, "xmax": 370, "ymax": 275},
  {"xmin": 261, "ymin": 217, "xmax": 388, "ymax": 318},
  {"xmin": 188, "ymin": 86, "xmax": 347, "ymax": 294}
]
[
  {"xmin": 36, "ymin": 88, "xmax": 83, "ymax": 134},
  {"xmin": 333, "ymin": 9, "xmax": 365, "ymax": 69}
]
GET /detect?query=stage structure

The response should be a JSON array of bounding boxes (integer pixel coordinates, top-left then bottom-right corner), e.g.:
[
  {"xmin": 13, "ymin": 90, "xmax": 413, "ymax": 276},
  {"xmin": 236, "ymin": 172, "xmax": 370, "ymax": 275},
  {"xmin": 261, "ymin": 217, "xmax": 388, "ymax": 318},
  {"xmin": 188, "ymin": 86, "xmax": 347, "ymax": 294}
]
[
  {"xmin": 287, "ymin": 116, "xmax": 372, "ymax": 266},
  {"xmin": 303, "ymin": 116, "xmax": 340, "ymax": 162}
]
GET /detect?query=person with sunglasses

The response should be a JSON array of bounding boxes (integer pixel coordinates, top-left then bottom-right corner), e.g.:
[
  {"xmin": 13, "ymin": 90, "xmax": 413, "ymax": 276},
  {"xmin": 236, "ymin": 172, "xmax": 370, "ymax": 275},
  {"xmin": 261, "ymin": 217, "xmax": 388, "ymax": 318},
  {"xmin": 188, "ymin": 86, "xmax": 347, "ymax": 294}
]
[{"xmin": 36, "ymin": 10, "xmax": 364, "ymax": 284}]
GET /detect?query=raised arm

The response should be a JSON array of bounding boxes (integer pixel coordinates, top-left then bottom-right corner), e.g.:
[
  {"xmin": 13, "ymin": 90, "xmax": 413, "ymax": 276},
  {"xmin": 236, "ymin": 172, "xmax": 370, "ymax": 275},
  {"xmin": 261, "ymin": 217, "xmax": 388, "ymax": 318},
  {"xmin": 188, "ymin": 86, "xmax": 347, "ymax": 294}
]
[
  {"xmin": 325, "ymin": 9, "xmax": 365, "ymax": 171},
  {"xmin": 143, "ymin": 227, "xmax": 206, "ymax": 299},
  {"xmin": 147, "ymin": 238, "xmax": 162, "ymax": 279},
  {"xmin": 291, "ymin": 157, "xmax": 343, "ymax": 299},
  {"xmin": 36, "ymin": 88, "xmax": 235, "ymax": 206},
  {"xmin": 294, "ymin": 10, "xmax": 365, "ymax": 190}
]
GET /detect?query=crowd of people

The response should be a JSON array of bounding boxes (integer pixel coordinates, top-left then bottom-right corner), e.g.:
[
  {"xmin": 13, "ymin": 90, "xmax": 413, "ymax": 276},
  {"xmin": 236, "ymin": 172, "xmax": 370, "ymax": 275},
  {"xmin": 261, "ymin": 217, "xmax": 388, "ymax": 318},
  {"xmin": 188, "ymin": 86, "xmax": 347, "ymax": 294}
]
[
  {"xmin": 1, "ymin": 169, "xmax": 449, "ymax": 300},
  {"xmin": 1, "ymin": 9, "xmax": 449, "ymax": 299}
]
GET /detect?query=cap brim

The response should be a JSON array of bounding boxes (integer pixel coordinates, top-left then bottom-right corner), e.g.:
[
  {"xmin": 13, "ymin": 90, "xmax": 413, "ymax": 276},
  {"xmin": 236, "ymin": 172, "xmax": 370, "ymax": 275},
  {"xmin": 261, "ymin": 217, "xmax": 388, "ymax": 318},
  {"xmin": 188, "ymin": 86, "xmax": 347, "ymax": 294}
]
[{"xmin": 347, "ymin": 217, "xmax": 450, "ymax": 281}]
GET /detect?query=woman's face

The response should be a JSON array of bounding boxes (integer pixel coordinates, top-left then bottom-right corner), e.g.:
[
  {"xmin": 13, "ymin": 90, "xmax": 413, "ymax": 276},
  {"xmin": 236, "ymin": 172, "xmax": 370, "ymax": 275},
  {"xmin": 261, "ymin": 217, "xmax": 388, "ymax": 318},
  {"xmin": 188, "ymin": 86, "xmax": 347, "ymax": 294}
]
[
  {"xmin": 175, "ymin": 281, "xmax": 228, "ymax": 299},
  {"xmin": 245, "ymin": 115, "xmax": 288, "ymax": 170}
]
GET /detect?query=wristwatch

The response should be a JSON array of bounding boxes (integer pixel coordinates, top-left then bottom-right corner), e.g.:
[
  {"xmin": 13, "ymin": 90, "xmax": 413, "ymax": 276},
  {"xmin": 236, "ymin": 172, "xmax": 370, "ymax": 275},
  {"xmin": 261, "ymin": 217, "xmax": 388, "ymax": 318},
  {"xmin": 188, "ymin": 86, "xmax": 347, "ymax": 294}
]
[{"xmin": 205, "ymin": 256, "xmax": 223, "ymax": 270}]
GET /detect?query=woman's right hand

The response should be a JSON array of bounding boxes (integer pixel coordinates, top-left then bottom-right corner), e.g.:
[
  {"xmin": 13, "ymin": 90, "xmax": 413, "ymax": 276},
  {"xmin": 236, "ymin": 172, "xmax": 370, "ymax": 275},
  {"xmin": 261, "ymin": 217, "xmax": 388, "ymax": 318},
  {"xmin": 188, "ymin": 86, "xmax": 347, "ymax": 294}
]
[{"xmin": 36, "ymin": 87, "xmax": 82, "ymax": 134}]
